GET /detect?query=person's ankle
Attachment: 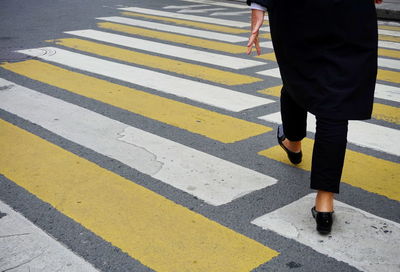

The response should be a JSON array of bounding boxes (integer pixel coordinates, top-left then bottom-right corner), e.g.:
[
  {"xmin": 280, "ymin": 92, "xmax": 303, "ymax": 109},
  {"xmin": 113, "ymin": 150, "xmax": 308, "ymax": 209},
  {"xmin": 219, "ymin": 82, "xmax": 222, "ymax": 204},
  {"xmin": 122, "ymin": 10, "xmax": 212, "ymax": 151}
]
[
  {"xmin": 282, "ymin": 139, "xmax": 301, "ymax": 153},
  {"xmin": 315, "ymin": 191, "xmax": 334, "ymax": 212}
]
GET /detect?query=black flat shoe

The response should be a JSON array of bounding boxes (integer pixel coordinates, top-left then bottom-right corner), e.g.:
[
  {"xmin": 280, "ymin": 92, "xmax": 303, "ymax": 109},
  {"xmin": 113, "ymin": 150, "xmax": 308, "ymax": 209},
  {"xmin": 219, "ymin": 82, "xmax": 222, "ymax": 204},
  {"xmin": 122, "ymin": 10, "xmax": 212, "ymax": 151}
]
[
  {"xmin": 311, "ymin": 207, "xmax": 334, "ymax": 235},
  {"xmin": 277, "ymin": 125, "xmax": 302, "ymax": 164}
]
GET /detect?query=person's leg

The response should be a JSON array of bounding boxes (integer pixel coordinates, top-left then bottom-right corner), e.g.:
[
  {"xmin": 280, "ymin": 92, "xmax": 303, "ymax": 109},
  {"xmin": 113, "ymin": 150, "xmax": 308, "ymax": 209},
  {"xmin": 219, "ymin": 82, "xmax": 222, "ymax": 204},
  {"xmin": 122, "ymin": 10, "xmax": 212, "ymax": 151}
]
[
  {"xmin": 280, "ymin": 86, "xmax": 307, "ymax": 151},
  {"xmin": 311, "ymin": 117, "xmax": 348, "ymax": 212}
]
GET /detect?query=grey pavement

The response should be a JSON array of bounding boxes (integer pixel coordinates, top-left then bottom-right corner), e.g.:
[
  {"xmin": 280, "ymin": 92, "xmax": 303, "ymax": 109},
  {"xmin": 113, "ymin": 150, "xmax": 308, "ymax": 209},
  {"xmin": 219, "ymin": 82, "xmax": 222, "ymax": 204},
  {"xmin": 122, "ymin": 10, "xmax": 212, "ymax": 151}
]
[
  {"xmin": 376, "ymin": 0, "xmax": 400, "ymax": 21},
  {"xmin": 232, "ymin": 0, "xmax": 400, "ymax": 21}
]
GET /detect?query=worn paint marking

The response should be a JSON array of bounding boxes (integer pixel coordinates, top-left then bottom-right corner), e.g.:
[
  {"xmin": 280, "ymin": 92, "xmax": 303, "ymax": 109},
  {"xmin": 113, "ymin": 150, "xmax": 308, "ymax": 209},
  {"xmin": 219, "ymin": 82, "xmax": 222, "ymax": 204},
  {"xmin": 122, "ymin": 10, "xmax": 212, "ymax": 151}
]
[
  {"xmin": 1, "ymin": 60, "xmax": 272, "ymax": 143},
  {"xmin": 97, "ymin": 22, "xmax": 247, "ymax": 54},
  {"xmin": 49, "ymin": 38, "xmax": 262, "ymax": 86},
  {"xmin": 120, "ymin": 11, "xmax": 248, "ymax": 34},
  {"xmin": 259, "ymin": 138, "xmax": 400, "ymax": 201},
  {"xmin": 0, "ymin": 119, "xmax": 279, "ymax": 272}
]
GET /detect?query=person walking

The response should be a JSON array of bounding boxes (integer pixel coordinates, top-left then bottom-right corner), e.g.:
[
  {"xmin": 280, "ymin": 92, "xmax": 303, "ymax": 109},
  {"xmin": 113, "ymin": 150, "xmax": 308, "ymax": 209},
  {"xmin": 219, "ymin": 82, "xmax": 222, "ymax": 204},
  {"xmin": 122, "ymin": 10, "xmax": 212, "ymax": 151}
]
[{"xmin": 247, "ymin": 0, "xmax": 381, "ymax": 234}]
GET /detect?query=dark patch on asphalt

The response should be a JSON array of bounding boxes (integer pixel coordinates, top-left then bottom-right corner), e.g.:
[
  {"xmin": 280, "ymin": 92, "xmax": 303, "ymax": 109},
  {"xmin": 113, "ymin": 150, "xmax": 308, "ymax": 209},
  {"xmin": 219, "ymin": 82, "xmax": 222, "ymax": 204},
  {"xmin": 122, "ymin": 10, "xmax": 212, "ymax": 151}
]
[
  {"xmin": 0, "ymin": 211, "xmax": 7, "ymax": 219},
  {"xmin": 0, "ymin": 51, "xmax": 36, "ymax": 63},
  {"xmin": 0, "ymin": 85, "xmax": 14, "ymax": 91},
  {"xmin": 286, "ymin": 261, "xmax": 302, "ymax": 268}
]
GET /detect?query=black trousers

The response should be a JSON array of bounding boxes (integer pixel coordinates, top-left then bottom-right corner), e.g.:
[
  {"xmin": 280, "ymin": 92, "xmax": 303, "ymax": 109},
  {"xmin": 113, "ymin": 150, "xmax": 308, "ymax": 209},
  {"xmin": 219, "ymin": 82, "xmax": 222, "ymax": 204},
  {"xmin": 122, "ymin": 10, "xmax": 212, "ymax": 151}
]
[{"xmin": 280, "ymin": 87, "xmax": 348, "ymax": 193}]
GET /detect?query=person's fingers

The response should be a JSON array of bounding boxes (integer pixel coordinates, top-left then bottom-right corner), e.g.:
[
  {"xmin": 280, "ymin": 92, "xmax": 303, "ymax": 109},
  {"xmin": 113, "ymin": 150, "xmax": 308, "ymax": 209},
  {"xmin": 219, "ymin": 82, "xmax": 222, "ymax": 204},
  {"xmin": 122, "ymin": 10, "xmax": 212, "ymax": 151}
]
[
  {"xmin": 246, "ymin": 38, "xmax": 252, "ymax": 55},
  {"xmin": 247, "ymin": 32, "xmax": 259, "ymax": 55},
  {"xmin": 247, "ymin": 36, "xmax": 255, "ymax": 55},
  {"xmin": 247, "ymin": 31, "xmax": 257, "ymax": 47},
  {"xmin": 255, "ymin": 38, "xmax": 261, "ymax": 55},
  {"xmin": 246, "ymin": 44, "xmax": 252, "ymax": 55}
]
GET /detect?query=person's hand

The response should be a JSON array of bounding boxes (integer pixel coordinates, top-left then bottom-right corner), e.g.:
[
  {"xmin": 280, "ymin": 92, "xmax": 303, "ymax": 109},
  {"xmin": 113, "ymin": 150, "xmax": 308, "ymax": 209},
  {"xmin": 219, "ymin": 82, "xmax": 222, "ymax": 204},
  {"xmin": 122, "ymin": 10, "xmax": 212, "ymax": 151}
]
[
  {"xmin": 247, "ymin": 9, "xmax": 265, "ymax": 56},
  {"xmin": 375, "ymin": 0, "xmax": 383, "ymax": 4}
]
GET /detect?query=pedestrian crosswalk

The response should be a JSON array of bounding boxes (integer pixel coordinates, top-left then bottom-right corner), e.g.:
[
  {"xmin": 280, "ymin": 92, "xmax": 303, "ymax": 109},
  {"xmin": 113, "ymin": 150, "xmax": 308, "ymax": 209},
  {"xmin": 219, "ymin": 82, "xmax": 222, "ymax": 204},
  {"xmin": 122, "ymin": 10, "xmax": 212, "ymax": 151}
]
[
  {"xmin": 179, "ymin": 0, "xmax": 248, "ymax": 9},
  {"xmin": 179, "ymin": 7, "xmax": 227, "ymax": 14},
  {"xmin": 97, "ymin": 21, "xmax": 247, "ymax": 53},
  {"xmin": 16, "ymin": 47, "xmax": 272, "ymax": 111},
  {"xmin": 380, "ymin": 40, "xmax": 400, "ymax": 50},
  {"xmin": 120, "ymin": 11, "xmax": 249, "ymax": 33},
  {"xmin": 0, "ymin": 79, "xmax": 276, "ymax": 205},
  {"xmin": 118, "ymin": 7, "xmax": 250, "ymax": 27},
  {"xmin": 256, "ymin": 68, "xmax": 400, "ymax": 106},
  {"xmin": 252, "ymin": 193, "xmax": 400, "ymax": 272},
  {"xmin": 375, "ymin": 83, "xmax": 400, "ymax": 102},
  {"xmin": 259, "ymin": 112, "xmax": 400, "ymax": 156},
  {"xmin": 0, "ymin": 119, "xmax": 278, "ymax": 272},
  {"xmin": 0, "ymin": 1, "xmax": 399, "ymax": 271},
  {"xmin": 63, "ymin": 29, "xmax": 264, "ymax": 69},
  {"xmin": 0, "ymin": 200, "xmax": 99, "ymax": 272},
  {"xmin": 96, "ymin": 16, "xmax": 248, "ymax": 42},
  {"xmin": 0, "ymin": 60, "xmax": 270, "ymax": 143},
  {"xmin": 378, "ymin": 68, "xmax": 400, "ymax": 83},
  {"xmin": 259, "ymin": 137, "xmax": 400, "ymax": 201},
  {"xmin": 49, "ymin": 37, "xmax": 260, "ymax": 85}
]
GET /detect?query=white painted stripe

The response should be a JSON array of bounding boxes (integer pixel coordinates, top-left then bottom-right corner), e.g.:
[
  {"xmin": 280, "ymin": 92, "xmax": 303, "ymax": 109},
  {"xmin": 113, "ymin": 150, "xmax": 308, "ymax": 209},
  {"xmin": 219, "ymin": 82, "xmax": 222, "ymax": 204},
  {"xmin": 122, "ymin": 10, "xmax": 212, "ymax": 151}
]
[
  {"xmin": 260, "ymin": 41, "xmax": 274, "ymax": 49},
  {"xmin": 260, "ymin": 40, "xmax": 399, "ymax": 52},
  {"xmin": 252, "ymin": 193, "xmax": 400, "ymax": 272},
  {"xmin": 211, "ymin": 11, "xmax": 250, "ymax": 16},
  {"xmin": 180, "ymin": 0, "xmax": 248, "ymax": 9},
  {"xmin": 258, "ymin": 43, "xmax": 400, "ymax": 63},
  {"xmin": 163, "ymin": 4, "xmax": 209, "ymax": 9},
  {"xmin": 258, "ymin": 112, "xmax": 400, "ymax": 156},
  {"xmin": 379, "ymin": 40, "xmax": 400, "ymax": 50},
  {"xmin": 65, "ymin": 30, "xmax": 264, "ymax": 70},
  {"xmin": 378, "ymin": 57, "xmax": 400, "ymax": 70},
  {"xmin": 0, "ymin": 200, "xmax": 98, "ymax": 272},
  {"xmin": 118, "ymin": 7, "xmax": 250, "ymax": 27},
  {"xmin": 257, "ymin": 67, "xmax": 400, "ymax": 104},
  {"xmin": 178, "ymin": 7, "xmax": 226, "ymax": 13},
  {"xmin": 0, "ymin": 79, "xmax": 277, "ymax": 206},
  {"xmin": 375, "ymin": 83, "xmax": 400, "ymax": 103},
  {"xmin": 96, "ymin": 16, "xmax": 248, "ymax": 42},
  {"xmin": 18, "ymin": 47, "xmax": 273, "ymax": 112},
  {"xmin": 379, "ymin": 29, "xmax": 400, "ymax": 37},
  {"xmin": 260, "ymin": 26, "xmax": 271, "ymax": 32},
  {"xmin": 256, "ymin": 68, "xmax": 281, "ymax": 78},
  {"xmin": 379, "ymin": 21, "xmax": 400, "ymax": 27}
]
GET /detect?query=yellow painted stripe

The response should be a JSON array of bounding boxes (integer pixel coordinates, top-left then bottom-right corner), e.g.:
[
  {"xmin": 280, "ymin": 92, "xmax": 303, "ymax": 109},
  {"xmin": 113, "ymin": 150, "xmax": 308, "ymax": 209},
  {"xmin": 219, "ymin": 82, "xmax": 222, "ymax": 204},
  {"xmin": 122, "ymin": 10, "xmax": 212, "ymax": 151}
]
[
  {"xmin": 120, "ymin": 11, "xmax": 249, "ymax": 34},
  {"xmin": 0, "ymin": 120, "xmax": 279, "ymax": 272},
  {"xmin": 257, "ymin": 85, "xmax": 281, "ymax": 97},
  {"xmin": 256, "ymin": 51, "xmax": 399, "ymax": 86},
  {"xmin": 48, "ymin": 38, "xmax": 261, "ymax": 86},
  {"xmin": 378, "ymin": 69, "xmax": 400, "ymax": 84},
  {"xmin": 257, "ymin": 53, "xmax": 276, "ymax": 62},
  {"xmin": 379, "ymin": 34, "xmax": 400, "ymax": 43},
  {"xmin": 260, "ymin": 33, "xmax": 272, "ymax": 40},
  {"xmin": 372, "ymin": 103, "xmax": 400, "ymax": 125},
  {"xmin": 1, "ymin": 60, "xmax": 271, "ymax": 143},
  {"xmin": 257, "ymin": 49, "xmax": 400, "ymax": 61},
  {"xmin": 379, "ymin": 25, "xmax": 400, "ymax": 31},
  {"xmin": 378, "ymin": 48, "xmax": 400, "ymax": 59},
  {"xmin": 257, "ymin": 86, "xmax": 400, "ymax": 125},
  {"xmin": 259, "ymin": 138, "xmax": 400, "ymax": 201},
  {"xmin": 98, "ymin": 22, "xmax": 246, "ymax": 54}
]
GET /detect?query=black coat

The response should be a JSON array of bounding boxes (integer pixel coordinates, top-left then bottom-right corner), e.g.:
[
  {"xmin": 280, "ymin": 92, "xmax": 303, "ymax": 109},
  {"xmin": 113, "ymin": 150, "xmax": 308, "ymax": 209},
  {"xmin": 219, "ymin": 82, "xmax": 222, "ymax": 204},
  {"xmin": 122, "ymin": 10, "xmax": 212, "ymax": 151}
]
[{"xmin": 248, "ymin": 0, "xmax": 378, "ymax": 120}]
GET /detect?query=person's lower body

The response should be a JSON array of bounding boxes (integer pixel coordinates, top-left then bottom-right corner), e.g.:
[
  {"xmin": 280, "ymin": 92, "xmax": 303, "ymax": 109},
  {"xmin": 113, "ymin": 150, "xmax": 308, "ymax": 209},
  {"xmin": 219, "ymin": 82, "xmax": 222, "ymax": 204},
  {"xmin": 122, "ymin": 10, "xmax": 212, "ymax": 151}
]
[{"xmin": 279, "ymin": 87, "xmax": 348, "ymax": 234}]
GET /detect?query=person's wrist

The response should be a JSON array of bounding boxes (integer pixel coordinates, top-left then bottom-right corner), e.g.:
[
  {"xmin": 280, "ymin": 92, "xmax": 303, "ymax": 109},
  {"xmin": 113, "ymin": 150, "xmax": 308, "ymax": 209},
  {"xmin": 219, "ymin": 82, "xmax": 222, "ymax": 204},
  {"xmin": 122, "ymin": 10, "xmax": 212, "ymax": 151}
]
[{"xmin": 250, "ymin": 2, "xmax": 267, "ymax": 12}]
